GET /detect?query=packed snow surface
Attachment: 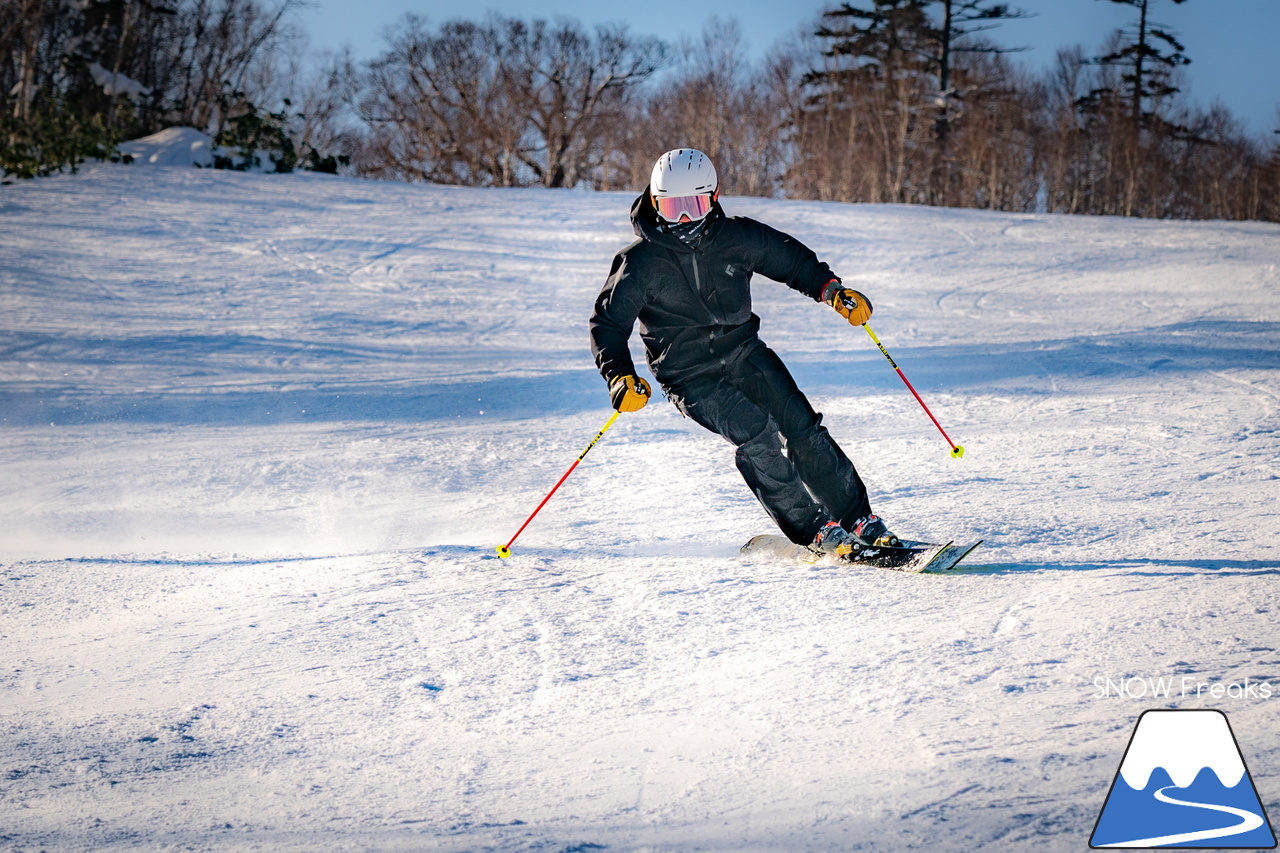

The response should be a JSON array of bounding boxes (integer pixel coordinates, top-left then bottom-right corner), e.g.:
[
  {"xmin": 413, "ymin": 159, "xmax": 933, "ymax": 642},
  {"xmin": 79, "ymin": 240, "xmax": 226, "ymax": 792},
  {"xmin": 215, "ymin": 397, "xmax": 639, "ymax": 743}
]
[{"xmin": 2, "ymin": 165, "xmax": 1279, "ymax": 852}]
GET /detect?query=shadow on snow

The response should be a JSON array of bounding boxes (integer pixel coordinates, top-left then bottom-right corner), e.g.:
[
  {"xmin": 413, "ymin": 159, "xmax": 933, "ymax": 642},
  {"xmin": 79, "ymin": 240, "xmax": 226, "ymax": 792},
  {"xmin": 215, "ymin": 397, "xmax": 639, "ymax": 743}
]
[
  {"xmin": 956, "ymin": 558, "xmax": 1280, "ymax": 577},
  {"xmin": 1, "ymin": 320, "xmax": 1276, "ymax": 427}
]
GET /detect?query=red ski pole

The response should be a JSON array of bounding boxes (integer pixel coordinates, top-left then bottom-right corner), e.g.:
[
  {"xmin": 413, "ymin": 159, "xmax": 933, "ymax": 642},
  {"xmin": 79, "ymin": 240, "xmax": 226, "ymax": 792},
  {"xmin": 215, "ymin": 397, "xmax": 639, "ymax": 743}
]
[
  {"xmin": 863, "ymin": 323, "xmax": 965, "ymax": 458},
  {"xmin": 496, "ymin": 410, "xmax": 621, "ymax": 558}
]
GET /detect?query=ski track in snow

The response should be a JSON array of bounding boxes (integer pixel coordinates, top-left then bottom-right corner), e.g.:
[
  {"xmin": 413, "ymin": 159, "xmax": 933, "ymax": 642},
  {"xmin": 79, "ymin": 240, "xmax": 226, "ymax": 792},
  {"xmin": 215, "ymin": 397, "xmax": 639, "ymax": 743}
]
[{"xmin": 2, "ymin": 165, "xmax": 1279, "ymax": 851}]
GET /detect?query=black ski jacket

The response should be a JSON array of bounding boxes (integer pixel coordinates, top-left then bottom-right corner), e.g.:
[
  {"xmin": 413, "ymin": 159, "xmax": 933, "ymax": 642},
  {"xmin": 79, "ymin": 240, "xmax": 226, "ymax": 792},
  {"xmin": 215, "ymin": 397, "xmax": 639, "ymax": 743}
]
[{"xmin": 590, "ymin": 192, "xmax": 838, "ymax": 389}]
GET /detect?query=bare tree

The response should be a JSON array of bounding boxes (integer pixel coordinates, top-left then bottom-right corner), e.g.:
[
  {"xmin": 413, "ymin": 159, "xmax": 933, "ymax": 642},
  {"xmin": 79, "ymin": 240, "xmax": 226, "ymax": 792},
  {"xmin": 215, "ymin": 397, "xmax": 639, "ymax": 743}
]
[
  {"xmin": 2, "ymin": 0, "xmax": 74, "ymax": 123},
  {"xmin": 357, "ymin": 14, "xmax": 664, "ymax": 187},
  {"xmin": 622, "ymin": 18, "xmax": 788, "ymax": 197},
  {"xmin": 1039, "ymin": 46, "xmax": 1091, "ymax": 214},
  {"xmin": 2, "ymin": 0, "xmax": 303, "ymax": 170},
  {"xmin": 166, "ymin": 0, "xmax": 305, "ymax": 133},
  {"xmin": 943, "ymin": 49, "xmax": 1042, "ymax": 210}
]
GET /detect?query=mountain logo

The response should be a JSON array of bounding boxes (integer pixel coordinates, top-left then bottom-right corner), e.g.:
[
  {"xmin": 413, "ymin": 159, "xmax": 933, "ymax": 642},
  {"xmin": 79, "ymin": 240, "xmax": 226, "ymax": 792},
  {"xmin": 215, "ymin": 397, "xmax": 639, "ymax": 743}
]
[{"xmin": 1091, "ymin": 709, "xmax": 1276, "ymax": 848}]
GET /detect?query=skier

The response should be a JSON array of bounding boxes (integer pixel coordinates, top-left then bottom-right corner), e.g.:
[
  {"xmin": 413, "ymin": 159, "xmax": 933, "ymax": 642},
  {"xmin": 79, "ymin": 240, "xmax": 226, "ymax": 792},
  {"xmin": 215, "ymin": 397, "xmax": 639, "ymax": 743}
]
[{"xmin": 589, "ymin": 148, "xmax": 898, "ymax": 558}]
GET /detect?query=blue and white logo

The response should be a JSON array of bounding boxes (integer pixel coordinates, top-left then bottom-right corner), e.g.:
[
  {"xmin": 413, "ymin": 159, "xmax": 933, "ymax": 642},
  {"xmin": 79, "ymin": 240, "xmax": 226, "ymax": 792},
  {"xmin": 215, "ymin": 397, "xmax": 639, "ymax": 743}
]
[{"xmin": 1091, "ymin": 709, "xmax": 1276, "ymax": 848}]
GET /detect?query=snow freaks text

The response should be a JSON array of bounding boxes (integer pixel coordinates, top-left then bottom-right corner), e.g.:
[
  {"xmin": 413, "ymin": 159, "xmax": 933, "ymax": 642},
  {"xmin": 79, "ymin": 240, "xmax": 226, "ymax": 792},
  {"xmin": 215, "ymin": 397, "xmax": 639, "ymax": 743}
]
[{"xmin": 1092, "ymin": 676, "xmax": 1274, "ymax": 700}]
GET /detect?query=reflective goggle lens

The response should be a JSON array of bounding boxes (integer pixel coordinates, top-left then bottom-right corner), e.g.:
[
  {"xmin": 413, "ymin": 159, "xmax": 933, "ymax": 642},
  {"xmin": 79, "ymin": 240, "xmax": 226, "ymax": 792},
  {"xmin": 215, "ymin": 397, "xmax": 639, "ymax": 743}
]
[{"xmin": 655, "ymin": 193, "xmax": 714, "ymax": 223}]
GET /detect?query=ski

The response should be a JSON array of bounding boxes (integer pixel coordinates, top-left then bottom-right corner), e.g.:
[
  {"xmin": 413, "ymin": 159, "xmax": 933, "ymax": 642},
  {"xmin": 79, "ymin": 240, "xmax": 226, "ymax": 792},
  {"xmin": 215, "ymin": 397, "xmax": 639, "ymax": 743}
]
[
  {"xmin": 928, "ymin": 540, "xmax": 984, "ymax": 572},
  {"xmin": 740, "ymin": 534, "xmax": 982, "ymax": 573}
]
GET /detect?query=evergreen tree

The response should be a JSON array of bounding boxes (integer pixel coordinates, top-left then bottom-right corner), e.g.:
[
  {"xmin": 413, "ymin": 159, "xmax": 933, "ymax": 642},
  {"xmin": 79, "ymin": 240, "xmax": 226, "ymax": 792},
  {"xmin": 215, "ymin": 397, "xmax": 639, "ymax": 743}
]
[
  {"xmin": 800, "ymin": 0, "xmax": 1028, "ymax": 205},
  {"xmin": 1085, "ymin": 0, "xmax": 1190, "ymax": 130},
  {"xmin": 929, "ymin": 1, "xmax": 1029, "ymax": 206},
  {"xmin": 932, "ymin": 1, "xmax": 1029, "ymax": 144},
  {"xmin": 799, "ymin": 1, "xmax": 936, "ymax": 203}
]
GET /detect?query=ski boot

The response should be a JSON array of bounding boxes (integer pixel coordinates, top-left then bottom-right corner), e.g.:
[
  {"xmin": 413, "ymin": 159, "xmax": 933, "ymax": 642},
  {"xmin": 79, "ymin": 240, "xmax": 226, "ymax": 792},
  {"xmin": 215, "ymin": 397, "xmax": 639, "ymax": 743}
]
[
  {"xmin": 810, "ymin": 521, "xmax": 859, "ymax": 557},
  {"xmin": 850, "ymin": 514, "xmax": 901, "ymax": 548}
]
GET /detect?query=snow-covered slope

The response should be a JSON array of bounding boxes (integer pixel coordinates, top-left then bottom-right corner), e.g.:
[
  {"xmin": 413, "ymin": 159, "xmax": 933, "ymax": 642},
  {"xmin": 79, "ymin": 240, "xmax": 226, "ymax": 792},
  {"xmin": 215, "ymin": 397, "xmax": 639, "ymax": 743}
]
[{"xmin": 2, "ymin": 165, "xmax": 1278, "ymax": 852}]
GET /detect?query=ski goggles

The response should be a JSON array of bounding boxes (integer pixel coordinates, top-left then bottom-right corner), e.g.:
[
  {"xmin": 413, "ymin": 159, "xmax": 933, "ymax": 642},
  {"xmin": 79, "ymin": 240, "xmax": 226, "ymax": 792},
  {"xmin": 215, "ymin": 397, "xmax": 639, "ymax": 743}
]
[{"xmin": 654, "ymin": 192, "xmax": 715, "ymax": 223}]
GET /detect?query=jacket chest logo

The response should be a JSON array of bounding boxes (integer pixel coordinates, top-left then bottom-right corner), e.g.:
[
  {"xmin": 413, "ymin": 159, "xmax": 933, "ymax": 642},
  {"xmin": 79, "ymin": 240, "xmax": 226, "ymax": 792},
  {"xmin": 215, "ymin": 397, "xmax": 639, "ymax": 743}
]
[{"xmin": 724, "ymin": 264, "xmax": 738, "ymax": 277}]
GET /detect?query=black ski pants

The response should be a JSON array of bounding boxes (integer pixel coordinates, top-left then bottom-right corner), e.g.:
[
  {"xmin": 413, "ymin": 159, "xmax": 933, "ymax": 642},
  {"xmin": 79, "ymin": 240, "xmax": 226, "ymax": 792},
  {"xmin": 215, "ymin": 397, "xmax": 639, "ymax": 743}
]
[{"xmin": 668, "ymin": 339, "xmax": 872, "ymax": 545}]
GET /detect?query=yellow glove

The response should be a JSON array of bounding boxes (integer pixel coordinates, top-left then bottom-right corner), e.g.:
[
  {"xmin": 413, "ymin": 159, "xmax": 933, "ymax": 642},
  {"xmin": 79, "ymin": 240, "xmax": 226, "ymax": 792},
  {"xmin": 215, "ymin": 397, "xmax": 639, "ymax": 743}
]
[
  {"xmin": 824, "ymin": 282, "xmax": 873, "ymax": 326},
  {"xmin": 608, "ymin": 375, "xmax": 651, "ymax": 412}
]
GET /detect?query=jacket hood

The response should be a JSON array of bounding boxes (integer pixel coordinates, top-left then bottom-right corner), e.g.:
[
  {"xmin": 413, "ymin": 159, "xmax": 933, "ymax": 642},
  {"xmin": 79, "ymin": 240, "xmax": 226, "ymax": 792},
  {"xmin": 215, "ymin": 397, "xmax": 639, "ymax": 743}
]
[{"xmin": 630, "ymin": 191, "xmax": 725, "ymax": 252}]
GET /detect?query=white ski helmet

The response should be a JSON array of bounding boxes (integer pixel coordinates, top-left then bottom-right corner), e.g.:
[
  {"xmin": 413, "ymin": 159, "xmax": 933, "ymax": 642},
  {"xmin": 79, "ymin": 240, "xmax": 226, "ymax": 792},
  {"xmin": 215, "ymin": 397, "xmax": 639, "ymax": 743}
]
[{"xmin": 650, "ymin": 148, "xmax": 719, "ymax": 222}]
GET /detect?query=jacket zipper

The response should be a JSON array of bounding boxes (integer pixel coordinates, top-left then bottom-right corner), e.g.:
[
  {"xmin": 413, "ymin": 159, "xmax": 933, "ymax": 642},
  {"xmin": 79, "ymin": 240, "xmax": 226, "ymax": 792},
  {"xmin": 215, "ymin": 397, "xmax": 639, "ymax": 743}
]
[{"xmin": 689, "ymin": 253, "xmax": 727, "ymax": 365}]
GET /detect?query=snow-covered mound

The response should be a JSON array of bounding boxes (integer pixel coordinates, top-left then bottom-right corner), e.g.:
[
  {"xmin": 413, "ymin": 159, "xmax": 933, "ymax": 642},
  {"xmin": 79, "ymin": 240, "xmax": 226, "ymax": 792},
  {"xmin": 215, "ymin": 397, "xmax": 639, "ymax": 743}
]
[
  {"xmin": 1, "ymin": 165, "xmax": 1278, "ymax": 852},
  {"xmin": 118, "ymin": 126, "xmax": 215, "ymax": 167}
]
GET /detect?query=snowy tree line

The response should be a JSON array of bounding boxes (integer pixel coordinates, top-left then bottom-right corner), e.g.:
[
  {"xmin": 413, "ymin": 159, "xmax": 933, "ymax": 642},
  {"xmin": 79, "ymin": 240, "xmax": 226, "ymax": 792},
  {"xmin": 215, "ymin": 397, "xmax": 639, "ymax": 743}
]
[
  {"xmin": 0, "ymin": 0, "xmax": 338, "ymax": 176},
  {"xmin": 3, "ymin": 0, "xmax": 1277, "ymax": 221}
]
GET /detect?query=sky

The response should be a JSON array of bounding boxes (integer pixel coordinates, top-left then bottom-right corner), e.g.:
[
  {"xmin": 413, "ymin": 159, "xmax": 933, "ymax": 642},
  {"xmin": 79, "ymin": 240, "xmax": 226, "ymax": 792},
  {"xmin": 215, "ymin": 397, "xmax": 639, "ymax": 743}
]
[{"xmin": 302, "ymin": 0, "xmax": 1280, "ymax": 137}]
